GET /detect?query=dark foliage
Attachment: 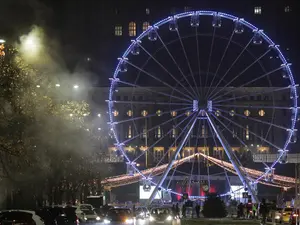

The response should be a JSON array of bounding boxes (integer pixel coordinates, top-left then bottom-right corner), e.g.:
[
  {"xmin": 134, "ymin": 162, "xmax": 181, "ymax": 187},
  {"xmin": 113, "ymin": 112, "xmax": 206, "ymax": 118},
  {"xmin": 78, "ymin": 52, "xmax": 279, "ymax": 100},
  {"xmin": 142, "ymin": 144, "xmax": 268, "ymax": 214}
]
[{"xmin": 202, "ymin": 194, "xmax": 227, "ymax": 218}]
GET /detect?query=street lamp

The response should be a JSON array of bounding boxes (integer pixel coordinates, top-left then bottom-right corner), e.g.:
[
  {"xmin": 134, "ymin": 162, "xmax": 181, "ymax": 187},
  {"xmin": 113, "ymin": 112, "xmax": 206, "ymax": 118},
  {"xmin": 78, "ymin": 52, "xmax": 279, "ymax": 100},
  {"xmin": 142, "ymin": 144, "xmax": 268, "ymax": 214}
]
[
  {"xmin": 73, "ymin": 84, "xmax": 79, "ymax": 89},
  {"xmin": 0, "ymin": 39, "xmax": 5, "ymax": 43},
  {"xmin": 55, "ymin": 84, "xmax": 60, "ymax": 87}
]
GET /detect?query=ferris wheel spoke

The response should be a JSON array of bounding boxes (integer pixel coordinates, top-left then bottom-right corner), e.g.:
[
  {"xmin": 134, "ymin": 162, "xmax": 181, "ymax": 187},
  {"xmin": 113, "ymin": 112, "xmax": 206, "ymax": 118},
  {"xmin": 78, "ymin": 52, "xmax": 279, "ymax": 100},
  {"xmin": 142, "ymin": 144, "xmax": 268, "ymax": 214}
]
[
  {"xmin": 206, "ymin": 116, "xmax": 236, "ymax": 191},
  {"xmin": 176, "ymin": 29, "xmax": 200, "ymax": 99},
  {"xmin": 214, "ymin": 86, "xmax": 291, "ymax": 104},
  {"xmin": 155, "ymin": 30, "xmax": 199, "ymax": 100},
  {"xmin": 214, "ymin": 107, "xmax": 291, "ymax": 131},
  {"xmin": 214, "ymin": 104, "xmax": 292, "ymax": 110},
  {"xmin": 147, "ymin": 113, "xmax": 198, "ymax": 178},
  {"xmin": 112, "ymin": 106, "xmax": 192, "ymax": 125},
  {"xmin": 195, "ymin": 27, "xmax": 203, "ymax": 97},
  {"xmin": 210, "ymin": 112, "xmax": 269, "ymax": 168},
  {"xmin": 204, "ymin": 27, "xmax": 216, "ymax": 97},
  {"xmin": 121, "ymin": 111, "xmax": 189, "ymax": 145},
  {"xmin": 210, "ymin": 48, "xmax": 272, "ymax": 100},
  {"xmin": 186, "ymin": 119, "xmax": 202, "ymax": 189},
  {"xmin": 205, "ymin": 30, "xmax": 235, "ymax": 99},
  {"xmin": 111, "ymin": 78, "xmax": 192, "ymax": 103},
  {"xmin": 212, "ymin": 66, "xmax": 283, "ymax": 101},
  {"xmin": 212, "ymin": 110, "xmax": 282, "ymax": 150},
  {"xmin": 208, "ymin": 37, "xmax": 254, "ymax": 99},
  {"xmin": 125, "ymin": 60, "xmax": 194, "ymax": 100},
  {"xmin": 111, "ymin": 100, "xmax": 191, "ymax": 106},
  {"xmin": 131, "ymin": 111, "xmax": 195, "ymax": 163},
  {"xmin": 137, "ymin": 43, "xmax": 196, "ymax": 99}
]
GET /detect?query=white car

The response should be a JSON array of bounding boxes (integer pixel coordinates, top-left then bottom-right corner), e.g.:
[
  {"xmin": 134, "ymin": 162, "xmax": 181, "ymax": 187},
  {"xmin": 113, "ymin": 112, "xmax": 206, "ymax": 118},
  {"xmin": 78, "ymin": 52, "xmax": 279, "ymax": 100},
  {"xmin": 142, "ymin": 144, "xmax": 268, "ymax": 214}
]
[
  {"xmin": 0, "ymin": 210, "xmax": 44, "ymax": 225},
  {"xmin": 75, "ymin": 204, "xmax": 101, "ymax": 222}
]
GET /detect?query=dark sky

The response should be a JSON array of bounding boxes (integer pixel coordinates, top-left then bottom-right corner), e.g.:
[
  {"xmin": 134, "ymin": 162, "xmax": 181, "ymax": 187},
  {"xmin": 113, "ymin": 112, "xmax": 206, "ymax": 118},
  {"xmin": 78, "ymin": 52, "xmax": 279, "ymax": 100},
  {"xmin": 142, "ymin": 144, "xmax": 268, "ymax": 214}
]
[{"xmin": 0, "ymin": 0, "xmax": 299, "ymax": 85}]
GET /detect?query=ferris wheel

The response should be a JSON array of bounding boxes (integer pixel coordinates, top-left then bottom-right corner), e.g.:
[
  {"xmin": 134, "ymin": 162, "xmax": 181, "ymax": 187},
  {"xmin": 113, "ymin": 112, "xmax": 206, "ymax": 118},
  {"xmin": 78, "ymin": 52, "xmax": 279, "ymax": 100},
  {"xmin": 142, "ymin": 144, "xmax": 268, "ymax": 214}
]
[{"xmin": 108, "ymin": 11, "xmax": 298, "ymax": 204}]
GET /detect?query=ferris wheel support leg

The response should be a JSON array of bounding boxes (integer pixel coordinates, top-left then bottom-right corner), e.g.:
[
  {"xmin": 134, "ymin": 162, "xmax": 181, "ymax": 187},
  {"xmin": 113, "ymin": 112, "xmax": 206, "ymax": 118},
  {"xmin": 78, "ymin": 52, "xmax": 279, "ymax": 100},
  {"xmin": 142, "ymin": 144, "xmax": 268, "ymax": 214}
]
[
  {"xmin": 206, "ymin": 112, "xmax": 259, "ymax": 203},
  {"xmin": 147, "ymin": 116, "xmax": 198, "ymax": 206}
]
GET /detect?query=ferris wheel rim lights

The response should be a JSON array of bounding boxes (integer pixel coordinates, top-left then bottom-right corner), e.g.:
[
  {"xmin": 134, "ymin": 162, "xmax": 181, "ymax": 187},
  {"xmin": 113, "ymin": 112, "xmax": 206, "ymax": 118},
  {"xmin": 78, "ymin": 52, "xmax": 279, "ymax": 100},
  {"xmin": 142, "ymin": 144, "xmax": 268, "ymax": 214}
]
[{"xmin": 108, "ymin": 10, "xmax": 298, "ymax": 198}]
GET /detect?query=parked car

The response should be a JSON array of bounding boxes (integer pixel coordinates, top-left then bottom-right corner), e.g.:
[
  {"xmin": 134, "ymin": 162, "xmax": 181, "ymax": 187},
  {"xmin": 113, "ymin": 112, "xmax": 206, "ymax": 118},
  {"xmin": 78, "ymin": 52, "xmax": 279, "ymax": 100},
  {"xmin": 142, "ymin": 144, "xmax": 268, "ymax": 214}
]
[
  {"xmin": 149, "ymin": 207, "xmax": 179, "ymax": 225},
  {"xmin": 266, "ymin": 207, "xmax": 282, "ymax": 222},
  {"xmin": 0, "ymin": 210, "xmax": 44, "ymax": 225},
  {"xmin": 49, "ymin": 206, "xmax": 79, "ymax": 225},
  {"xmin": 135, "ymin": 207, "xmax": 150, "ymax": 219},
  {"xmin": 281, "ymin": 207, "xmax": 293, "ymax": 223},
  {"xmin": 104, "ymin": 208, "xmax": 134, "ymax": 225},
  {"xmin": 81, "ymin": 209, "xmax": 101, "ymax": 223},
  {"xmin": 289, "ymin": 209, "xmax": 299, "ymax": 225},
  {"xmin": 75, "ymin": 204, "xmax": 95, "ymax": 222}
]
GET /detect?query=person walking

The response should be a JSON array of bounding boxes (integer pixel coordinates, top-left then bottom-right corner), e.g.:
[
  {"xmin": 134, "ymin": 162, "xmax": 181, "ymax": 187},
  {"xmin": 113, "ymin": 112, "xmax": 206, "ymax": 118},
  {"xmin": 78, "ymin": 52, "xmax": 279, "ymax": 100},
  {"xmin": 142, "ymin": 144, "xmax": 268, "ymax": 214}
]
[
  {"xmin": 182, "ymin": 204, "xmax": 186, "ymax": 218},
  {"xmin": 259, "ymin": 198, "xmax": 268, "ymax": 225},
  {"xmin": 195, "ymin": 203, "xmax": 200, "ymax": 218},
  {"xmin": 252, "ymin": 204, "xmax": 257, "ymax": 219},
  {"xmin": 176, "ymin": 203, "xmax": 180, "ymax": 217}
]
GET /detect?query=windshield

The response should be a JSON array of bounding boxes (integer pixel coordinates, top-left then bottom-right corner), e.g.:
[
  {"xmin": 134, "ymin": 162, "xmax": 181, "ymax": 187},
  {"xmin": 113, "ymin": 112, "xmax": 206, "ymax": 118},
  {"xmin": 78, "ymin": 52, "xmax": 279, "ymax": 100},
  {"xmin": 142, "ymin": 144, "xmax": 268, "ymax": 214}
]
[
  {"xmin": 80, "ymin": 205, "xmax": 93, "ymax": 211},
  {"xmin": 108, "ymin": 209, "xmax": 131, "ymax": 216},
  {"xmin": 82, "ymin": 210, "xmax": 96, "ymax": 215},
  {"xmin": 284, "ymin": 208, "xmax": 293, "ymax": 212},
  {"xmin": 151, "ymin": 208, "xmax": 170, "ymax": 215}
]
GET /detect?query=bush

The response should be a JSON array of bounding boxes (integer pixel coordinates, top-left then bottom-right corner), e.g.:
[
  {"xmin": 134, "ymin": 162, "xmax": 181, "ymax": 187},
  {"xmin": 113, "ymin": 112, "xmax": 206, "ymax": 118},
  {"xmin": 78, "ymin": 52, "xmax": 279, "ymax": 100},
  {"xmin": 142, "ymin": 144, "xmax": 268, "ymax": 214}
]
[{"xmin": 202, "ymin": 194, "xmax": 227, "ymax": 218}]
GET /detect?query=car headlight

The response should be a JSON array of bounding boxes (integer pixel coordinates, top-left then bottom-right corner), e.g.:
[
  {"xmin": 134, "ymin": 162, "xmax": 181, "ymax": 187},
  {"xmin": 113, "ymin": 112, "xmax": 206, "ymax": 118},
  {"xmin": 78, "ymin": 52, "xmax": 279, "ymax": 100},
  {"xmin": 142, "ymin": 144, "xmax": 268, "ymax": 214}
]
[
  {"xmin": 166, "ymin": 215, "xmax": 172, "ymax": 221},
  {"xmin": 149, "ymin": 216, "xmax": 155, "ymax": 222},
  {"xmin": 104, "ymin": 219, "xmax": 111, "ymax": 224},
  {"xmin": 125, "ymin": 218, "xmax": 133, "ymax": 223},
  {"xmin": 96, "ymin": 216, "xmax": 101, "ymax": 221},
  {"xmin": 84, "ymin": 217, "xmax": 88, "ymax": 221}
]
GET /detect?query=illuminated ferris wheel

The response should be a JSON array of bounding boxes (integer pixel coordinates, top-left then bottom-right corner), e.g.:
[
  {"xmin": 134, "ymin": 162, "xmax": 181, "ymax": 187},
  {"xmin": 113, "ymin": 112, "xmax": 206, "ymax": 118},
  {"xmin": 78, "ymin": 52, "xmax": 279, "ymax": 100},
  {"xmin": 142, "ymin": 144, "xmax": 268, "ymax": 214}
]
[{"xmin": 108, "ymin": 11, "xmax": 298, "ymax": 204}]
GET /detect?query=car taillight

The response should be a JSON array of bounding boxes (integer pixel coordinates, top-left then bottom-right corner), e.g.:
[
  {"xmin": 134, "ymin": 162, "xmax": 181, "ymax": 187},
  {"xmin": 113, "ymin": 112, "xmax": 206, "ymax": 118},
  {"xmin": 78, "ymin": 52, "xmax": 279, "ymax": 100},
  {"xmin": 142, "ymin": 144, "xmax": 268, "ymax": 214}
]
[{"xmin": 76, "ymin": 216, "xmax": 79, "ymax": 224}]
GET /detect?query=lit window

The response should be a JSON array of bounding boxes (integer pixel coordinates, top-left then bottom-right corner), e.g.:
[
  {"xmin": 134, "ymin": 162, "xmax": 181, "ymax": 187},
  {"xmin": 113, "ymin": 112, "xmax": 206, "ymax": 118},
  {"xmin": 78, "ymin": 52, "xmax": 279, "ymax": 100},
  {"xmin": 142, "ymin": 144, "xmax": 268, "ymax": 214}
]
[
  {"xmin": 113, "ymin": 110, "xmax": 119, "ymax": 117},
  {"xmin": 127, "ymin": 110, "xmax": 133, "ymax": 117},
  {"xmin": 154, "ymin": 147, "xmax": 164, "ymax": 162},
  {"xmin": 254, "ymin": 6, "xmax": 262, "ymax": 14},
  {"xmin": 171, "ymin": 111, "xmax": 177, "ymax": 117},
  {"xmin": 284, "ymin": 6, "xmax": 291, "ymax": 12},
  {"xmin": 142, "ymin": 126, "xmax": 147, "ymax": 138},
  {"xmin": 156, "ymin": 109, "xmax": 162, "ymax": 116},
  {"xmin": 258, "ymin": 109, "xmax": 265, "ymax": 117},
  {"xmin": 246, "ymin": 125, "xmax": 250, "ymax": 140},
  {"xmin": 229, "ymin": 110, "xmax": 235, "ymax": 116},
  {"xmin": 127, "ymin": 125, "xmax": 132, "ymax": 138},
  {"xmin": 141, "ymin": 110, "xmax": 148, "ymax": 117},
  {"xmin": 215, "ymin": 110, "xmax": 221, "ymax": 117},
  {"xmin": 114, "ymin": 26, "xmax": 122, "ymax": 36},
  {"xmin": 185, "ymin": 111, "xmax": 192, "ymax": 116},
  {"xmin": 171, "ymin": 126, "xmax": 177, "ymax": 138},
  {"xmin": 201, "ymin": 125, "xmax": 206, "ymax": 137},
  {"xmin": 232, "ymin": 128, "xmax": 237, "ymax": 138},
  {"xmin": 129, "ymin": 22, "xmax": 136, "ymax": 36},
  {"xmin": 142, "ymin": 22, "xmax": 150, "ymax": 32},
  {"xmin": 184, "ymin": 6, "xmax": 191, "ymax": 12},
  {"xmin": 156, "ymin": 126, "xmax": 162, "ymax": 138},
  {"xmin": 244, "ymin": 110, "xmax": 250, "ymax": 117},
  {"xmin": 146, "ymin": 8, "xmax": 150, "ymax": 15}
]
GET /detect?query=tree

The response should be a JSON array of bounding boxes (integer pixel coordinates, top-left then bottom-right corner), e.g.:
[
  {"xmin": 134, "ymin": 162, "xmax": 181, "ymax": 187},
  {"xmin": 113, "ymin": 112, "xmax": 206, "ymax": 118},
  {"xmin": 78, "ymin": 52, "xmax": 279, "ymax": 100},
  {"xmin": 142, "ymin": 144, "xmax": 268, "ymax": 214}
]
[
  {"xmin": 0, "ymin": 46, "xmax": 110, "ymax": 208},
  {"xmin": 202, "ymin": 194, "xmax": 227, "ymax": 218}
]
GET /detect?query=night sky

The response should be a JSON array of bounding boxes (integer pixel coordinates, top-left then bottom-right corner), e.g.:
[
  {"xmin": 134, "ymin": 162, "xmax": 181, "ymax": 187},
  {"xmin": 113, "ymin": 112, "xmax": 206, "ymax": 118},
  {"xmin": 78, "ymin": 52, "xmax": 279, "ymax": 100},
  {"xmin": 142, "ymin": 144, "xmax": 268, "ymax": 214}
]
[{"xmin": 0, "ymin": 0, "xmax": 299, "ymax": 85}]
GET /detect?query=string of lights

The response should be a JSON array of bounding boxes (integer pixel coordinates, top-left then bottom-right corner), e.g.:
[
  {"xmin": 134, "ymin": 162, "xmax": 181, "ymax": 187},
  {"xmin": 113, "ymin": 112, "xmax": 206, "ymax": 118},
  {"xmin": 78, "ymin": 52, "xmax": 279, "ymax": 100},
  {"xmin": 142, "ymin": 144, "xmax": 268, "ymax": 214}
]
[{"xmin": 102, "ymin": 153, "xmax": 295, "ymax": 189}]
